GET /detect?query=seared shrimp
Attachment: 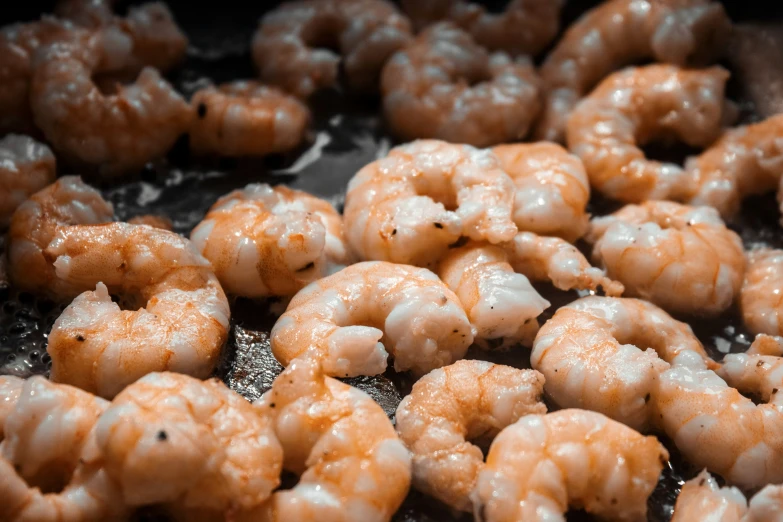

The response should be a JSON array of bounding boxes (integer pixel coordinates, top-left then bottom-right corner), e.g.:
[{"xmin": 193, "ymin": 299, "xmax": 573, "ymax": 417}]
[
  {"xmin": 474, "ymin": 409, "xmax": 668, "ymax": 522},
  {"xmin": 270, "ymin": 261, "xmax": 473, "ymax": 377},
  {"xmin": 8, "ymin": 176, "xmax": 114, "ymax": 300},
  {"xmin": 741, "ymin": 248, "xmax": 783, "ymax": 337},
  {"xmin": 670, "ymin": 470, "xmax": 748, "ymax": 522},
  {"xmin": 381, "ymin": 23, "xmax": 540, "ymax": 147},
  {"xmin": 532, "ymin": 296, "xmax": 711, "ymax": 431},
  {"xmin": 566, "ymin": 64, "xmax": 731, "ymax": 203},
  {"xmin": 0, "ymin": 134, "xmax": 56, "ymax": 229},
  {"xmin": 190, "ymin": 183, "xmax": 351, "ymax": 298},
  {"xmin": 252, "ymin": 0, "xmax": 412, "ymax": 98},
  {"xmin": 395, "ymin": 360, "xmax": 545, "ymax": 511},
  {"xmin": 46, "ymin": 222, "xmax": 230, "ymax": 398},
  {"xmin": 589, "ymin": 201, "xmax": 745, "ymax": 316},
  {"xmin": 492, "ymin": 142, "xmax": 590, "ymax": 242},
  {"xmin": 344, "ymin": 140, "xmax": 517, "ymax": 267},
  {"xmin": 190, "ymin": 81, "xmax": 310, "ymax": 157}
]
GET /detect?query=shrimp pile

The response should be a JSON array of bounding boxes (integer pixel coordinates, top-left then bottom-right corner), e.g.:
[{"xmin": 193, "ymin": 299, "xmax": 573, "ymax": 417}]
[
  {"xmin": 270, "ymin": 261, "xmax": 473, "ymax": 377},
  {"xmin": 381, "ymin": 23, "xmax": 540, "ymax": 147},
  {"xmin": 395, "ymin": 360, "xmax": 545, "ymax": 511},
  {"xmin": 589, "ymin": 201, "xmax": 745, "ymax": 316},
  {"xmin": 191, "ymin": 183, "xmax": 351, "ymax": 298},
  {"xmin": 535, "ymin": 0, "xmax": 731, "ymax": 143},
  {"xmin": 741, "ymin": 248, "xmax": 783, "ymax": 337},
  {"xmin": 0, "ymin": 135, "xmax": 56, "ymax": 229},
  {"xmin": 474, "ymin": 409, "xmax": 668, "ymax": 522},
  {"xmin": 566, "ymin": 64, "xmax": 731, "ymax": 203},
  {"xmin": 46, "ymin": 222, "xmax": 230, "ymax": 398},
  {"xmin": 344, "ymin": 139, "xmax": 517, "ymax": 267},
  {"xmin": 252, "ymin": 0, "xmax": 412, "ymax": 98},
  {"xmin": 670, "ymin": 470, "xmax": 748, "ymax": 522}
]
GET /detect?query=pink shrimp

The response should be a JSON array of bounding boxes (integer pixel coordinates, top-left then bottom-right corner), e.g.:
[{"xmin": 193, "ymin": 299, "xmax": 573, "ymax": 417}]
[
  {"xmin": 741, "ymin": 248, "xmax": 783, "ymax": 337},
  {"xmin": 0, "ymin": 134, "xmax": 56, "ymax": 229}
]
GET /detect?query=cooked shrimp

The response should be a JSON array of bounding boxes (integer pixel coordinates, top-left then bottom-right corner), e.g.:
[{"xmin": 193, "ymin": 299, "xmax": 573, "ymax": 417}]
[
  {"xmin": 685, "ymin": 114, "xmax": 783, "ymax": 219},
  {"xmin": 401, "ymin": 0, "xmax": 563, "ymax": 56},
  {"xmin": 0, "ymin": 134, "xmax": 56, "ymax": 229},
  {"xmin": 670, "ymin": 470, "xmax": 748, "ymax": 522},
  {"xmin": 252, "ymin": 0, "xmax": 412, "ymax": 98},
  {"xmin": 45, "ymin": 222, "xmax": 230, "ymax": 398},
  {"xmin": 474, "ymin": 409, "xmax": 668, "ymax": 522},
  {"xmin": 747, "ymin": 484, "xmax": 783, "ymax": 522},
  {"xmin": 30, "ymin": 40, "xmax": 192, "ymax": 177},
  {"xmin": 247, "ymin": 357, "xmax": 410, "ymax": 522},
  {"xmin": 566, "ymin": 64, "xmax": 731, "ymax": 203},
  {"xmin": 7, "ymin": 176, "xmax": 114, "ymax": 300},
  {"xmin": 0, "ymin": 376, "xmax": 24, "ymax": 434},
  {"xmin": 189, "ymin": 81, "xmax": 310, "ymax": 157},
  {"xmin": 741, "ymin": 248, "xmax": 783, "ymax": 337},
  {"xmin": 191, "ymin": 183, "xmax": 351, "ymax": 298},
  {"xmin": 532, "ymin": 296, "xmax": 711, "ymax": 431},
  {"xmin": 381, "ymin": 23, "xmax": 540, "ymax": 147},
  {"xmin": 492, "ymin": 142, "xmax": 590, "ymax": 243},
  {"xmin": 344, "ymin": 140, "xmax": 518, "ymax": 267},
  {"xmin": 589, "ymin": 201, "xmax": 745, "ymax": 316},
  {"xmin": 395, "ymin": 360, "xmax": 545, "ymax": 511},
  {"xmin": 535, "ymin": 0, "xmax": 731, "ymax": 143},
  {"xmin": 270, "ymin": 261, "xmax": 473, "ymax": 377}
]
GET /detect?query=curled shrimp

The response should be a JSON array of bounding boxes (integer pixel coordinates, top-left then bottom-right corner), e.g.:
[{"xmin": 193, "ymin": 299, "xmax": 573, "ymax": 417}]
[
  {"xmin": 741, "ymin": 248, "xmax": 783, "ymax": 337},
  {"xmin": 190, "ymin": 183, "xmax": 351, "ymax": 298},
  {"xmin": 189, "ymin": 81, "xmax": 310, "ymax": 158},
  {"xmin": 0, "ymin": 134, "xmax": 56, "ymax": 229},
  {"xmin": 8, "ymin": 176, "xmax": 114, "ymax": 300},
  {"xmin": 45, "ymin": 222, "xmax": 230, "ymax": 398},
  {"xmin": 532, "ymin": 296, "xmax": 711, "ymax": 431},
  {"xmin": 492, "ymin": 142, "xmax": 590, "ymax": 243},
  {"xmin": 474, "ymin": 408, "xmax": 669, "ymax": 522},
  {"xmin": 588, "ymin": 201, "xmax": 745, "ymax": 316},
  {"xmin": 747, "ymin": 484, "xmax": 783, "ymax": 521},
  {"xmin": 252, "ymin": 0, "xmax": 412, "ymax": 98},
  {"xmin": 566, "ymin": 64, "xmax": 731, "ymax": 203},
  {"xmin": 247, "ymin": 357, "xmax": 411, "ymax": 522},
  {"xmin": 401, "ymin": 0, "xmax": 563, "ymax": 57},
  {"xmin": 270, "ymin": 261, "xmax": 473, "ymax": 377},
  {"xmin": 670, "ymin": 470, "xmax": 748, "ymax": 522},
  {"xmin": 395, "ymin": 360, "xmax": 546, "ymax": 512},
  {"xmin": 381, "ymin": 23, "xmax": 540, "ymax": 147},
  {"xmin": 343, "ymin": 139, "xmax": 518, "ymax": 267}
]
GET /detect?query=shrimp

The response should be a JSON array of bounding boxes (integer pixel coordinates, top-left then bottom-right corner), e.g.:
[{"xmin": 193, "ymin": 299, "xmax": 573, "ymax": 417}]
[
  {"xmin": 55, "ymin": 0, "xmax": 115, "ymax": 28},
  {"xmin": 0, "ymin": 376, "xmax": 24, "ymax": 434},
  {"xmin": 741, "ymin": 248, "xmax": 783, "ymax": 337},
  {"xmin": 190, "ymin": 183, "xmax": 351, "ymax": 298},
  {"xmin": 670, "ymin": 470, "xmax": 748, "ymax": 522},
  {"xmin": 401, "ymin": 0, "xmax": 563, "ymax": 57},
  {"xmin": 189, "ymin": 81, "xmax": 310, "ymax": 158},
  {"xmin": 45, "ymin": 222, "xmax": 230, "ymax": 398},
  {"xmin": 746, "ymin": 484, "xmax": 783, "ymax": 522},
  {"xmin": 127, "ymin": 214, "xmax": 172, "ymax": 230},
  {"xmin": 588, "ymin": 201, "xmax": 745, "ymax": 316},
  {"xmin": 7, "ymin": 176, "xmax": 114, "ymax": 300},
  {"xmin": 395, "ymin": 360, "xmax": 546, "ymax": 511},
  {"xmin": 343, "ymin": 139, "xmax": 518, "ymax": 267},
  {"xmin": 474, "ymin": 409, "xmax": 669, "ymax": 522},
  {"xmin": 252, "ymin": 0, "xmax": 412, "ymax": 98},
  {"xmin": 30, "ymin": 40, "xmax": 192, "ymax": 177},
  {"xmin": 0, "ymin": 134, "xmax": 56, "ymax": 229},
  {"xmin": 492, "ymin": 142, "xmax": 590, "ymax": 243},
  {"xmin": 685, "ymin": 113, "xmax": 783, "ymax": 219},
  {"xmin": 246, "ymin": 357, "xmax": 411, "ymax": 522},
  {"xmin": 270, "ymin": 261, "xmax": 473, "ymax": 378},
  {"xmin": 566, "ymin": 64, "xmax": 731, "ymax": 203},
  {"xmin": 381, "ymin": 23, "xmax": 540, "ymax": 147},
  {"xmin": 534, "ymin": 0, "xmax": 731, "ymax": 143},
  {"xmin": 532, "ymin": 296, "xmax": 711, "ymax": 431}
]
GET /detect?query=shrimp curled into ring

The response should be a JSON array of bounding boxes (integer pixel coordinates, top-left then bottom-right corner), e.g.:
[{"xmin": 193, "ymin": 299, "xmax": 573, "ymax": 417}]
[
  {"xmin": 343, "ymin": 139, "xmax": 518, "ymax": 268},
  {"xmin": 741, "ymin": 248, "xmax": 783, "ymax": 337},
  {"xmin": 588, "ymin": 201, "xmax": 745, "ymax": 317},
  {"xmin": 381, "ymin": 23, "xmax": 540, "ymax": 147},
  {"xmin": 45, "ymin": 222, "xmax": 230, "ymax": 398},
  {"xmin": 0, "ymin": 134, "xmax": 56, "ymax": 229},
  {"xmin": 395, "ymin": 360, "xmax": 546, "ymax": 512},
  {"xmin": 474, "ymin": 409, "xmax": 669, "ymax": 522},
  {"xmin": 270, "ymin": 261, "xmax": 474, "ymax": 378}
]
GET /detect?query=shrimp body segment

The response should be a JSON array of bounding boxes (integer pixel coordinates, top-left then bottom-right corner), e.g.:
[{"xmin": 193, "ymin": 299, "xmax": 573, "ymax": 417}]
[
  {"xmin": 381, "ymin": 23, "xmax": 540, "ymax": 147},
  {"xmin": 344, "ymin": 139, "xmax": 518, "ymax": 267},
  {"xmin": 395, "ymin": 360, "xmax": 546, "ymax": 511},
  {"xmin": 589, "ymin": 201, "xmax": 745, "ymax": 316},
  {"xmin": 670, "ymin": 470, "xmax": 748, "ymax": 522},
  {"xmin": 0, "ymin": 134, "xmax": 56, "ymax": 229},
  {"xmin": 741, "ymin": 248, "xmax": 783, "ymax": 337},
  {"xmin": 566, "ymin": 64, "xmax": 730, "ymax": 203},
  {"xmin": 747, "ymin": 484, "xmax": 783, "ymax": 522},
  {"xmin": 45, "ymin": 223, "xmax": 230, "ymax": 398},
  {"xmin": 191, "ymin": 183, "xmax": 351, "ymax": 298},
  {"xmin": 270, "ymin": 261, "xmax": 473, "ymax": 378},
  {"xmin": 474, "ymin": 409, "xmax": 668, "ymax": 522}
]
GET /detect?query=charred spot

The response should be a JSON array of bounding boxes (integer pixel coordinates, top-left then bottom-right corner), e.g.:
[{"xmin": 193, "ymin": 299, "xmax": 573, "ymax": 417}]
[
  {"xmin": 758, "ymin": 360, "xmax": 766, "ymax": 367},
  {"xmin": 433, "ymin": 222, "xmax": 444, "ymax": 229},
  {"xmin": 296, "ymin": 262, "xmax": 315, "ymax": 273},
  {"xmin": 698, "ymin": 478, "xmax": 706, "ymax": 486},
  {"xmin": 453, "ymin": 329, "xmax": 458, "ymax": 333},
  {"xmin": 391, "ymin": 228, "xmax": 397, "ymax": 236},
  {"xmin": 644, "ymin": 393, "xmax": 651, "ymax": 403},
  {"xmin": 75, "ymin": 335, "xmax": 85, "ymax": 342},
  {"xmin": 197, "ymin": 103, "xmax": 207, "ymax": 118},
  {"xmin": 269, "ymin": 403, "xmax": 275, "ymax": 408},
  {"xmin": 157, "ymin": 430, "xmax": 168, "ymax": 442},
  {"xmin": 774, "ymin": 388, "xmax": 779, "ymax": 394},
  {"xmin": 119, "ymin": 262, "xmax": 126, "ymax": 270}
]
